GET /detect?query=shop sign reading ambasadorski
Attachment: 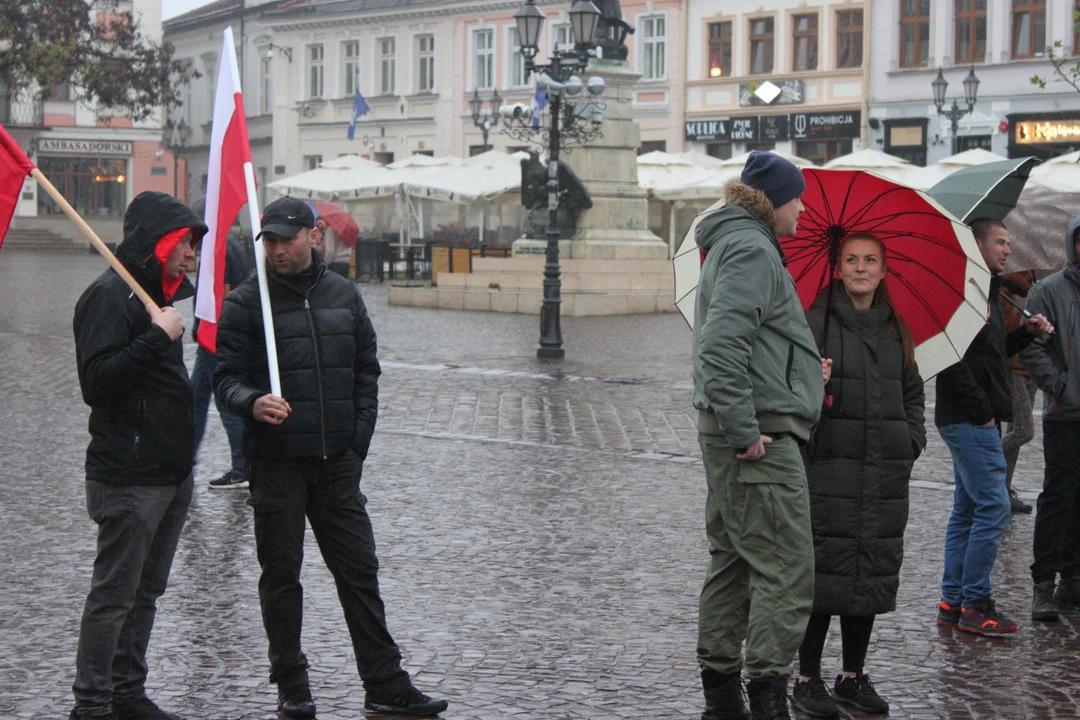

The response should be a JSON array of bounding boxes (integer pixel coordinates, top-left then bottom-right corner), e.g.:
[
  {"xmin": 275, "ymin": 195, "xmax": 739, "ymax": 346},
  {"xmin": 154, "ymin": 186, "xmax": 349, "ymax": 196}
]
[{"xmin": 37, "ymin": 138, "xmax": 133, "ymax": 156}]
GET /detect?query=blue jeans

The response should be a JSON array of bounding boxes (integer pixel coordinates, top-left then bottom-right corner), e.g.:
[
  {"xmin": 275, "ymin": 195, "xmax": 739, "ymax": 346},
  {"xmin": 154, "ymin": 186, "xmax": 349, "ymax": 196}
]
[
  {"xmin": 192, "ymin": 344, "xmax": 244, "ymax": 475},
  {"xmin": 938, "ymin": 423, "xmax": 1012, "ymax": 606},
  {"xmin": 72, "ymin": 476, "xmax": 193, "ymax": 714}
]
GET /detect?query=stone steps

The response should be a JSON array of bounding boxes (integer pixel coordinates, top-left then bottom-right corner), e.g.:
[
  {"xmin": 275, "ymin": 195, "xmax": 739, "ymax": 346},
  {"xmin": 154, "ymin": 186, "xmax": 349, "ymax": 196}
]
[{"xmin": 3, "ymin": 227, "xmax": 85, "ymax": 253}]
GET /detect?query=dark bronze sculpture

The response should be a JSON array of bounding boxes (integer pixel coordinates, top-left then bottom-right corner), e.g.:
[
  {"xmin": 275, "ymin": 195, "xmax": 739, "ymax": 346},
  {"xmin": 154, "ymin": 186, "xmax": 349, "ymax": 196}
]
[
  {"xmin": 520, "ymin": 150, "xmax": 592, "ymax": 240},
  {"xmin": 594, "ymin": 0, "xmax": 635, "ymax": 61}
]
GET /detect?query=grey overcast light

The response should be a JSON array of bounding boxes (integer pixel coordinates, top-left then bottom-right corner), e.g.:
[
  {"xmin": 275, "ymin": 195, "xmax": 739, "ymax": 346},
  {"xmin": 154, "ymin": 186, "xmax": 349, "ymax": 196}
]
[{"xmin": 162, "ymin": 0, "xmax": 215, "ymax": 21}]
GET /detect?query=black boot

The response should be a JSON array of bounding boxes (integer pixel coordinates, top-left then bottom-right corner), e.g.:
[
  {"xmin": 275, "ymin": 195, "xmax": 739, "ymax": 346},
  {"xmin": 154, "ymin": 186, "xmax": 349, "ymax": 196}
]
[
  {"xmin": 702, "ymin": 668, "xmax": 751, "ymax": 720},
  {"xmin": 747, "ymin": 678, "xmax": 791, "ymax": 720},
  {"xmin": 1032, "ymin": 580, "xmax": 1060, "ymax": 622},
  {"xmin": 1055, "ymin": 577, "xmax": 1080, "ymax": 610},
  {"xmin": 277, "ymin": 670, "xmax": 316, "ymax": 719}
]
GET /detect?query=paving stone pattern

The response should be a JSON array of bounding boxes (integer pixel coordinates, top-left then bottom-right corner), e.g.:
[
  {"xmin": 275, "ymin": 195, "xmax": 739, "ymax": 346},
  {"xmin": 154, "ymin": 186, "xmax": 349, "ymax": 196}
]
[{"xmin": 0, "ymin": 251, "xmax": 1077, "ymax": 720}]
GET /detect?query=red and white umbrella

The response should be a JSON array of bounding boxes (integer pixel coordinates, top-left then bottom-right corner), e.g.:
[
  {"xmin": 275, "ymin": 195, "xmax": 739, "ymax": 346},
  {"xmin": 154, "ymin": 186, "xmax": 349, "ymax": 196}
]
[{"xmin": 674, "ymin": 169, "xmax": 992, "ymax": 379}]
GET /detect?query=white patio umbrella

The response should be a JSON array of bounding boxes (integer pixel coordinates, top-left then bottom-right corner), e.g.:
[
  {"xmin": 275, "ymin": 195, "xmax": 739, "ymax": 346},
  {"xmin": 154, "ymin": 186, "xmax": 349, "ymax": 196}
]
[
  {"xmin": 651, "ymin": 151, "xmax": 813, "ymax": 202},
  {"xmin": 823, "ymin": 149, "xmax": 916, "ymax": 184},
  {"xmin": 906, "ymin": 148, "xmax": 1007, "ymax": 190},
  {"xmin": 1029, "ymin": 150, "xmax": 1080, "ymax": 192},
  {"xmin": 267, "ymin": 162, "xmax": 399, "ymax": 202},
  {"xmin": 638, "ymin": 151, "xmax": 718, "ymax": 196}
]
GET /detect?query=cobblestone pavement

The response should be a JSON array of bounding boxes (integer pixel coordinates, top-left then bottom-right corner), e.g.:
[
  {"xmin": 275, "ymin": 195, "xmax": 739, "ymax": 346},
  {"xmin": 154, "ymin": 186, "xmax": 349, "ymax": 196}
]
[{"xmin": 1, "ymin": 250, "xmax": 1078, "ymax": 720}]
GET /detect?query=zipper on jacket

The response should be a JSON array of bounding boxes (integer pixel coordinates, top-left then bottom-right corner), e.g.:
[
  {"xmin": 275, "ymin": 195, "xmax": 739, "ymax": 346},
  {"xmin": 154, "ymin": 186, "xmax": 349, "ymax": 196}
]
[
  {"xmin": 303, "ymin": 289, "xmax": 329, "ymax": 460},
  {"xmin": 785, "ymin": 345, "xmax": 795, "ymax": 392},
  {"xmin": 133, "ymin": 399, "xmax": 145, "ymax": 460}
]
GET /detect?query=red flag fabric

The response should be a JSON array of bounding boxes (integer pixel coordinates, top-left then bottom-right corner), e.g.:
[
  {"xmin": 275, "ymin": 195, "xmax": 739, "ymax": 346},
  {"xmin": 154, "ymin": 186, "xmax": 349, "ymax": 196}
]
[
  {"xmin": 195, "ymin": 26, "xmax": 254, "ymax": 353},
  {"xmin": 0, "ymin": 124, "xmax": 36, "ymax": 250}
]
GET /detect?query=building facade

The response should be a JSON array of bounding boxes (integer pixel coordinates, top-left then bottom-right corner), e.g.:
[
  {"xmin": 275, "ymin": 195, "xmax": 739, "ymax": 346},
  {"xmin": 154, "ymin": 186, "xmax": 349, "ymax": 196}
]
[
  {"xmin": 868, "ymin": 0, "xmax": 1080, "ymax": 165},
  {"xmin": 8, "ymin": 0, "xmax": 179, "ymax": 244},
  {"xmin": 164, "ymin": 0, "xmax": 280, "ymax": 210},
  {"xmin": 683, "ymin": 0, "xmax": 869, "ymax": 164}
]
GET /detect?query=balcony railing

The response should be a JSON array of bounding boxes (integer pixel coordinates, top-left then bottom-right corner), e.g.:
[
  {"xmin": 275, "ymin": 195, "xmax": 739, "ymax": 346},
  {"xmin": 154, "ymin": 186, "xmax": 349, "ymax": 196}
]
[{"xmin": 0, "ymin": 93, "xmax": 45, "ymax": 127}]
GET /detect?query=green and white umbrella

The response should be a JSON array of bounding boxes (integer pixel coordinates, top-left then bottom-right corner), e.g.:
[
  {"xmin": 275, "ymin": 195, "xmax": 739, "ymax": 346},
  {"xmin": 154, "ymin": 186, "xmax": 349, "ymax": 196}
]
[{"xmin": 928, "ymin": 157, "xmax": 1036, "ymax": 224}]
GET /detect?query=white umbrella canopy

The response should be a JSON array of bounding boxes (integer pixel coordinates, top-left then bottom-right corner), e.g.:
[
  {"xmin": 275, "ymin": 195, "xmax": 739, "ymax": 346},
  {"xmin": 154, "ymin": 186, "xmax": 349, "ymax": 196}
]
[
  {"xmin": 651, "ymin": 152, "xmax": 813, "ymax": 202},
  {"xmin": 823, "ymin": 149, "xmax": 916, "ymax": 183},
  {"xmin": 1030, "ymin": 151, "xmax": 1080, "ymax": 192},
  {"xmin": 267, "ymin": 162, "xmax": 399, "ymax": 202},
  {"xmin": 388, "ymin": 154, "xmax": 463, "ymax": 169},
  {"xmin": 400, "ymin": 150, "xmax": 525, "ymax": 204},
  {"xmin": 672, "ymin": 199, "xmax": 725, "ymax": 327},
  {"xmin": 907, "ymin": 148, "xmax": 1009, "ymax": 190},
  {"xmin": 319, "ymin": 154, "xmax": 384, "ymax": 170},
  {"xmin": 675, "ymin": 151, "xmax": 727, "ymax": 168},
  {"xmin": 638, "ymin": 151, "xmax": 719, "ymax": 196},
  {"xmin": 719, "ymin": 150, "xmax": 814, "ymax": 169}
]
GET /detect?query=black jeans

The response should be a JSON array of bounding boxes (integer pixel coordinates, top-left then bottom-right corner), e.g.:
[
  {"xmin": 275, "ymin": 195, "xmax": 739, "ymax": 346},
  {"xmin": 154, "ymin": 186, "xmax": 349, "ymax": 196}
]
[
  {"xmin": 72, "ymin": 476, "xmax": 193, "ymax": 715},
  {"xmin": 1031, "ymin": 421, "xmax": 1080, "ymax": 584},
  {"xmin": 247, "ymin": 451, "xmax": 408, "ymax": 690},
  {"xmin": 798, "ymin": 614, "xmax": 875, "ymax": 678}
]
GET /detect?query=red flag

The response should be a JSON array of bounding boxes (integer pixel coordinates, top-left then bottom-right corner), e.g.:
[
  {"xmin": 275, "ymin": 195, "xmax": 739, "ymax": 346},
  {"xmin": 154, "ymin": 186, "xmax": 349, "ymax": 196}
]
[
  {"xmin": 0, "ymin": 124, "xmax": 36, "ymax": 250},
  {"xmin": 195, "ymin": 26, "xmax": 254, "ymax": 353}
]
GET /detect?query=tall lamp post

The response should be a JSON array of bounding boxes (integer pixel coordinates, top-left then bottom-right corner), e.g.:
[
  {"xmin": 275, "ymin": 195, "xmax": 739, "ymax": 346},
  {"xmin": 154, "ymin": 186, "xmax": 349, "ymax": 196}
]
[
  {"xmin": 506, "ymin": 0, "xmax": 606, "ymax": 359},
  {"xmin": 164, "ymin": 117, "xmax": 192, "ymax": 199},
  {"xmin": 470, "ymin": 88, "xmax": 503, "ymax": 153},
  {"xmin": 932, "ymin": 66, "xmax": 980, "ymax": 156}
]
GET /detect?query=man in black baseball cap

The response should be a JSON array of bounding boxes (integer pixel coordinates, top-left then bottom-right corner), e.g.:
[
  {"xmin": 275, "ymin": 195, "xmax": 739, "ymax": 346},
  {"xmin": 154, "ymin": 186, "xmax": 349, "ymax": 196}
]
[
  {"xmin": 215, "ymin": 194, "xmax": 449, "ymax": 717},
  {"xmin": 257, "ymin": 196, "xmax": 316, "ymax": 243}
]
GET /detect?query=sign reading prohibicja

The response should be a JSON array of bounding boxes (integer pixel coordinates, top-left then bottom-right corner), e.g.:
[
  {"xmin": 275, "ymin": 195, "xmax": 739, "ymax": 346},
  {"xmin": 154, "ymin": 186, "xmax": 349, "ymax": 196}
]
[{"xmin": 1015, "ymin": 120, "xmax": 1080, "ymax": 145}]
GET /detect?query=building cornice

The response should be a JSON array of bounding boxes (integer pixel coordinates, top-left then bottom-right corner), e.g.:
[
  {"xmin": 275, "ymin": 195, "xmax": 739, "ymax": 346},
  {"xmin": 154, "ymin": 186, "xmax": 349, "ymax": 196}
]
[{"xmin": 263, "ymin": 0, "xmax": 562, "ymax": 32}]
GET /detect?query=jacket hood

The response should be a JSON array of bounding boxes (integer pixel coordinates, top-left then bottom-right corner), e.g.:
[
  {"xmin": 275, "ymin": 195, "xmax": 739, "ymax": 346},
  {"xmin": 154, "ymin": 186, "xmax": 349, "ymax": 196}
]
[
  {"xmin": 116, "ymin": 191, "xmax": 208, "ymax": 294},
  {"xmin": 1067, "ymin": 212, "xmax": 1080, "ymax": 264},
  {"xmin": 695, "ymin": 179, "xmax": 777, "ymax": 251}
]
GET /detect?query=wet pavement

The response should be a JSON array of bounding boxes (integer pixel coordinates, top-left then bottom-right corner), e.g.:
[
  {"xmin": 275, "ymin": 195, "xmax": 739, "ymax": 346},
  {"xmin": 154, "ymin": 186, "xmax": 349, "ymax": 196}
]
[{"xmin": 0, "ymin": 249, "xmax": 1078, "ymax": 720}]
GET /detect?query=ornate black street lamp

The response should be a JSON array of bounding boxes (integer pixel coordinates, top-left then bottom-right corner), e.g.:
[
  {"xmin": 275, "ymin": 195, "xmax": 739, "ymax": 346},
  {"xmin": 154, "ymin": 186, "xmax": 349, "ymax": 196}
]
[
  {"xmin": 932, "ymin": 66, "xmax": 980, "ymax": 155},
  {"xmin": 164, "ymin": 117, "xmax": 191, "ymax": 198},
  {"xmin": 470, "ymin": 87, "xmax": 503, "ymax": 152},
  {"xmin": 505, "ymin": 0, "xmax": 607, "ymax": 360}
]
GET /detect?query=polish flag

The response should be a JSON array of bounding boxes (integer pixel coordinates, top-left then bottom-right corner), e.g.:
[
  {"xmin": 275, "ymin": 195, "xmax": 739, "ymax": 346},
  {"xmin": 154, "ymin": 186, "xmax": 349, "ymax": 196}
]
[
  {"xmin": 0, "ymin": 124, "xmax": 35, "ymax": 250},
  {"xmin": 196, "ymin": 26, "xmax": 256, "ymax": 353}
]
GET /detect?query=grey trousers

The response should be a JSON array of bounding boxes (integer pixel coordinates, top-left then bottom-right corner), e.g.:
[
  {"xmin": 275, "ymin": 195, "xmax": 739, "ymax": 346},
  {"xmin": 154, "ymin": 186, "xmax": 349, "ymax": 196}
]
[
  {"xmin": 1002, "ymin": 374, "xmax": 1038, "ymax": 489},
  {"xmin": 72, "ymin": 476, "xmax": 192, "ymax": 715}
]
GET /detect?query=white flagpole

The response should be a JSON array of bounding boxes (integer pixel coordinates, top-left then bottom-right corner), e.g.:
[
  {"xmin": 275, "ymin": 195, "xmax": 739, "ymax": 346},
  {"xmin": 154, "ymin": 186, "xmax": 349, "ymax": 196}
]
[{"xmin": 221, "ymin": 26, "xmax": 281, "ymax": 395}]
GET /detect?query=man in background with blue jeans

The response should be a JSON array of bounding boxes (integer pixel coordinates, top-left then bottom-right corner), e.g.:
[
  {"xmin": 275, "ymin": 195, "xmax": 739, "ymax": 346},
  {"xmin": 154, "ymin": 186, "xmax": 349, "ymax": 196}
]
[{"xmin": 934, "ymin": 218, "xmax": 1054, "ymax": 636}]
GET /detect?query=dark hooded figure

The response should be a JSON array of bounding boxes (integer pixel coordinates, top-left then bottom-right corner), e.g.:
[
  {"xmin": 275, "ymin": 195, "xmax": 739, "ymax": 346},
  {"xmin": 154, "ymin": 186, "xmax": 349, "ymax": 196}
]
[{"xmin": 70, "ymin": 191, "xmax": 206, "ymax": 720}]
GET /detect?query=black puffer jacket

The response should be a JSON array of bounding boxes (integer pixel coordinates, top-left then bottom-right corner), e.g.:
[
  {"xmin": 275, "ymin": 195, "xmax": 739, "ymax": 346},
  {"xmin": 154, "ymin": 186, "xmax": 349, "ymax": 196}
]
[
  {"xmin": 804, "ymin": 284, "xmax": 926, "ymax": 616},
  {"xmin": 936, "ymin": 274, "xmax": 1035, "ymax": 426},
  {"xmin": 213, "ymin": 252, "xmax": 379, "ymax": 461},
  {"xmin": 73, "ymin": 191, "xmax": 207, "ymax": 486}
]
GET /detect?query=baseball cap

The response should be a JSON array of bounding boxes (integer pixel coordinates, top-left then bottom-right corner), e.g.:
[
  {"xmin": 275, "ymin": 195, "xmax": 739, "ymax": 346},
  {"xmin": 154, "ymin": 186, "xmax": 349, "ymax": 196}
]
[{"xmin": 257, "ymin": 196, "xmax": 315, "ymax": 241}]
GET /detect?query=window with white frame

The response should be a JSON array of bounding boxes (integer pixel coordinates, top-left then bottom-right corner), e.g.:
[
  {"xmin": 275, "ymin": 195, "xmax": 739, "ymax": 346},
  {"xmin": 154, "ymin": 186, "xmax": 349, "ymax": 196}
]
[
  {"xmin": 379, "ymin": 37, "xmax": 396, "ymax": 94},
  {"xmin": 417, "ymin": 34, "xmax": 435, "ymax": 92},
  {"xmin": 640, "ymin": 15, "xmax": 667, "ymax": 80},
  {"xmin": 307, "ymin": 44, "xmax": 324, "ymax": 99},
  {"xmin": 474, "ymin": 28, "xmax": 494, "ymax": 89},
  {"xmin": 343, "ymin": 40, "xmax": 360, "ymax": 96},
  {"xmin": 551, "ymin": 23, "xmax": 572, "ymax": 53},
  {"xmin": 259, "ymin": 56, "xmax": 272, "ymax": 114},
  {"xmin": 509, "ymin": 27, "xmax": 526, "ymax": 86}
]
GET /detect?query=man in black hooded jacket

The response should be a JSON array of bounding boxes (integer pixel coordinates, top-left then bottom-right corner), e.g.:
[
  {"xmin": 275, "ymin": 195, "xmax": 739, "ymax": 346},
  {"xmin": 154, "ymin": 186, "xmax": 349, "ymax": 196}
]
[
  {"xmin": 214, "ymin": 196, "xmax": 447, "ymax": 718},
  {"xmin": 71, "ymin": 191, "xmax": 207, "ymax": 720}
]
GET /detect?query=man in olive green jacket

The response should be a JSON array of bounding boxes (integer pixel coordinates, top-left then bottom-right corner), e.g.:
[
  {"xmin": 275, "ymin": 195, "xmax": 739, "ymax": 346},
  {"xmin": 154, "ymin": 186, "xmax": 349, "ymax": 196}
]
[{"xmin": 692, "ymin": 151, "xmax": 825, "ymax": 720}]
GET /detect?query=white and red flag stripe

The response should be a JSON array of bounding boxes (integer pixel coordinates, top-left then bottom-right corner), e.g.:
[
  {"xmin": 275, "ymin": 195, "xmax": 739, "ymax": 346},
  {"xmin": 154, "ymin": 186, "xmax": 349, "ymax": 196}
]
[{"xmin": 196, "ymin": 26, "xmax": 253, "ymax": 353}]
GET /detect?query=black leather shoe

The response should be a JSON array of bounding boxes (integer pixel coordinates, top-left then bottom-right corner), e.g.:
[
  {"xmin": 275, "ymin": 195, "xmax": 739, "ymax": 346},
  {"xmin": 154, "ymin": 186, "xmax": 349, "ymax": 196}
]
[
  {"xmin": 112, "ymin": 697, "xmax": 183, "ymax": 720},
  {"xmin": 277, "ymin": 672, "xmax": 316, "ymax": 719},
  {"xmin": 364, "ymin": 685, "xmax": 448, "ymax": 716},
  {"xmin": 747, "ymin": 678, "xmax": 791, "ymax": 720}
]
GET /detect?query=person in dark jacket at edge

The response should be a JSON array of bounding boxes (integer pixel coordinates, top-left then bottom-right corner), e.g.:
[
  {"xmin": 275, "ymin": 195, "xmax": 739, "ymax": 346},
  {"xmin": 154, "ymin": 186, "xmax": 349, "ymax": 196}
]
[
  {"xmin": 791, "ymin": 234, "xmax": 926, "ymax": 719},
  {"xmin": 1021, "ymin": 213, "xmax": 1080, "ymax": 623},
  {"xmin": 213, "ymin": 196, "xmax": 447, "ymax": 719},
  {"xmin": 692, "ymin": 152, "xmax": 828, "ymax": 720},
  {"xmin": 188, "ymin": 196, "xmax": 251, "ymax": 490},
  {"xmin": 934, "ymin": 218, "xmax": 1053, "ymax": 636},
  {"xmin": 70, "ymin": 191, "xmax": 207, "ymax": 720}
]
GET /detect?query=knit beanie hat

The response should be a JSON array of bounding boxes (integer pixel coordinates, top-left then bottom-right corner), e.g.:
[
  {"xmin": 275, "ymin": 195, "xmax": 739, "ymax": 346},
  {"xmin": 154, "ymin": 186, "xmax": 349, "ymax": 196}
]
[{"xmin": 740, "ymin": 151, "xmax": 806, "ymax": 209}]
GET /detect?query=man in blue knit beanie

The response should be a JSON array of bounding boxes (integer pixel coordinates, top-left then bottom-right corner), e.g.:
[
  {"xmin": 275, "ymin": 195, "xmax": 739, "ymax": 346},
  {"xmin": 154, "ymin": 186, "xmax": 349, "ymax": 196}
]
[{"xmin": 690, "ymin": 151, "xmax": 828, "ymax": 720}]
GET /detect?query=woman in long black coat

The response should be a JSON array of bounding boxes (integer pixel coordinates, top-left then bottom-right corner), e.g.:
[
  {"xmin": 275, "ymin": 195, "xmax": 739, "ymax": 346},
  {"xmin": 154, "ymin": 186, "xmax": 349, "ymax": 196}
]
[{"xmin": 791, "ymin": 233, "xmax": 926, "ymax": 719}]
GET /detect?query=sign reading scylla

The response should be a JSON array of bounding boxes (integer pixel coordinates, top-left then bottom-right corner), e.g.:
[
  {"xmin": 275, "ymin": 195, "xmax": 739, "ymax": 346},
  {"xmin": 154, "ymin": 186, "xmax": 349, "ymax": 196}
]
[{"xmin": 790, "ymin": 110, "xmax": 862, "ymax": 140}]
